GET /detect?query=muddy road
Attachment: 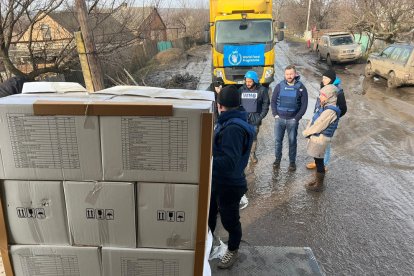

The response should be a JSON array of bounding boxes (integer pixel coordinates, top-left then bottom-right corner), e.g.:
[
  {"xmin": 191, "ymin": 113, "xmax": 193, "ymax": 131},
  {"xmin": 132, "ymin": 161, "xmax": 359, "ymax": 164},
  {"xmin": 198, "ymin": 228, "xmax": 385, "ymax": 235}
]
[{"xmin": 208, "ymin": 41, "xmax": 414, "ymax": 275}]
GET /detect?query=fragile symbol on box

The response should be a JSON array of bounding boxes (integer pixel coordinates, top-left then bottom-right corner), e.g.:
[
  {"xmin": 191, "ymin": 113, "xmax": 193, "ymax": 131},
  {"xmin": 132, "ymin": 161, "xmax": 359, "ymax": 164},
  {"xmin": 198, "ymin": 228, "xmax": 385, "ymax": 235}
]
[
  {"xmin": 86, "ymin": 208, "xmax": 114, "ymax": 220},
  {"xmin": 157, "ymin": 210, "xmax": 185, "ymax": 222},
  {"xmin": 96, "ymin": 209, "xmax": 105, "ymax": 220},
  {"xmin": 16, "ymin": 207, "xmax": 46, "ymax": 219}
]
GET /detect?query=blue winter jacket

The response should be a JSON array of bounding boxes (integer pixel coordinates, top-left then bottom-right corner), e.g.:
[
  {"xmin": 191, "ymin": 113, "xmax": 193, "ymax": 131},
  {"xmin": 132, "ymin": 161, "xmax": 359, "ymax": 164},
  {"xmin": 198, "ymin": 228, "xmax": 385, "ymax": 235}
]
[{"xmin": 212, "ymin": 109, "xmax": 254, "ymax": 189}]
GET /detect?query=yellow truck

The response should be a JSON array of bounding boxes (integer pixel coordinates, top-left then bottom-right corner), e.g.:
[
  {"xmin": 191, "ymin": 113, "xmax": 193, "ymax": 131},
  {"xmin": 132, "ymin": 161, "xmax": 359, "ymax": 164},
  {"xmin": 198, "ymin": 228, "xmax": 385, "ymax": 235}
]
[{"xmin": 209, "ymin": 0, "xmax": 281, "ymax": 87}]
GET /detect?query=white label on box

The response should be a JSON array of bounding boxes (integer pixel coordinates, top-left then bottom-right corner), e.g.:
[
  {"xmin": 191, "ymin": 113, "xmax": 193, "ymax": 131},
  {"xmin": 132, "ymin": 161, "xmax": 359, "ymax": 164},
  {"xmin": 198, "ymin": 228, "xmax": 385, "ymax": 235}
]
[
  {"xmin": 11, "ymin": 245, "xmax": 100, "ymax": 276},
  {"xmin": 7, "ymin": 114, "xmax": 80, "ymax": 169},
  {"xmin": 102, "ymin": 247, "xmax": 194, "ymax": 276},
  {"xmin": 0, "ymin": 94, "xmax": 105, "ymax": 180},
  {"xmin": 121, "ymin": 117, "xmax": 188, "ymax": 172}
]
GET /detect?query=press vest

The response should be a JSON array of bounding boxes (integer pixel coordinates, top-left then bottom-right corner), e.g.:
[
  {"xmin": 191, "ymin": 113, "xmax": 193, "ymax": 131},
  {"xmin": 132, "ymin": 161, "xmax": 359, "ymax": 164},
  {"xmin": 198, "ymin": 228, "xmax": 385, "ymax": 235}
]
[
  {"xmin": 277, "ymin": 81, "xmax": 302, "ymax": 116},
  {"xmin": 311, "ymin": 105, "xmax": 341, "ymax": 137}
]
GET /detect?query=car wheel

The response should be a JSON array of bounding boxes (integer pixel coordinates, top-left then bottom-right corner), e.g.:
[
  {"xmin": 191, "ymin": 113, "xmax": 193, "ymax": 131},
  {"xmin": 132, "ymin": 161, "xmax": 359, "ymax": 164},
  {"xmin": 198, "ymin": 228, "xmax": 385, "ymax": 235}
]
[
  {"xmin": 364, "ymin": 62, "xmax": 374, "ymax": 78},
  {"xmin": 327, "ymin": 55, "xmax": 333, "ymax": 66},
  {"xmin": 387, "ymin": 72, "xmax": 398, "ymax": 88}
]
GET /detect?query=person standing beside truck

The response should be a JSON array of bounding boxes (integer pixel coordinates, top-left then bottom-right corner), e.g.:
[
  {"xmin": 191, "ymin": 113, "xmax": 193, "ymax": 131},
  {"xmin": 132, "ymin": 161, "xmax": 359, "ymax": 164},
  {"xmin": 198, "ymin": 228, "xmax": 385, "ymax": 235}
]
[
  {"xmin": 271, "ymin": 65, "xmax": 308, "ymax": 171},
  {"xmin": 302, "ymin": 84, "xmax": 341, "ymax": 191},
  {"xmin": 239, "ymin": 70, "xmax": 270, "ymax": 164},
  {"xmin": 306, "ymin": 69, "xmax": 347, "ymax": 170},
  {"xmin": 208, "ymin": 85, "xmax": 255, "ymax": 269}
]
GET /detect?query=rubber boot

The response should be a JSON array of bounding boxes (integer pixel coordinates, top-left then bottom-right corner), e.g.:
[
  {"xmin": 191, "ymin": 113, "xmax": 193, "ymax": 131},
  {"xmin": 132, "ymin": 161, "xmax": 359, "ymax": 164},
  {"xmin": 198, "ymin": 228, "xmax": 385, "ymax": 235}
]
[
  {"xmin": 306, "ymin": 172, "xmax": 325, "ymax": 192},
  {"xmin": 305, "ymin": 174, "xmax": 317, "ymax": 189},
  {"xmin": 250, "ymin": 141, "xmax": 258, "ymax": 163}
]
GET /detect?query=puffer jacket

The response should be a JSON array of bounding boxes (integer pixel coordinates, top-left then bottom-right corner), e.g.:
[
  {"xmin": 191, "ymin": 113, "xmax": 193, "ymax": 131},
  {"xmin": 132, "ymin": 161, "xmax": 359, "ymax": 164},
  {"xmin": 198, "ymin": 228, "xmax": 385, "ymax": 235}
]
[{"xmin": 302, "ymin": 90, "xmax": 339, "ymax": 158}]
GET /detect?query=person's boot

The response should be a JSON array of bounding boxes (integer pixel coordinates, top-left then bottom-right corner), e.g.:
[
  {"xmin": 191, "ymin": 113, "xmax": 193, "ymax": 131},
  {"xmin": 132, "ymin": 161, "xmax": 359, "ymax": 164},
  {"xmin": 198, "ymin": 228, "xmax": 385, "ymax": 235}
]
[
  {"xmin": 305, "ymin": 173, "xmax": 317, "ymax": 190},
  {"xmin": 306, "ymin": 172, "xmax": 325, "ymax": 192},
  {"xmin": 217, "ymin": 249, "xmax": 239, "ymax": 269},
  {"xmin": 250, "ymin": 141, "xmax": 258, "ymax": 163},
  {"xmin": 273, "ymin": 159, "xmax": 281, "ymax": 169},
  {"xmin": 288, "ymin": 162, "xmax": 296, "ymax": 172},
  {"xmin": 306, "ymin": 161, "xmax": 316, "ymax": 169}
]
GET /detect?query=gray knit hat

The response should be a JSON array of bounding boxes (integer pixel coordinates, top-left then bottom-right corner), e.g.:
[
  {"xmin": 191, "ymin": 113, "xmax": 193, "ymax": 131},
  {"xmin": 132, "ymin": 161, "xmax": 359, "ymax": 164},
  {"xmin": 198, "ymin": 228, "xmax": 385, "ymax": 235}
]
[{"xmin": 320, "ymin": 84, "xmax": 337, "ymax": 101}]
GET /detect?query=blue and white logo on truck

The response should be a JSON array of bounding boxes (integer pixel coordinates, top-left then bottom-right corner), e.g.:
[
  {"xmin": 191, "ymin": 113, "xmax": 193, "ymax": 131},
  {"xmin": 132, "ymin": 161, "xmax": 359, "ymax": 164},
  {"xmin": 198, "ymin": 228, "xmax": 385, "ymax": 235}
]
[{"xmin": 224, "ymin": 44, "xmax": 265, "ymax": 67}]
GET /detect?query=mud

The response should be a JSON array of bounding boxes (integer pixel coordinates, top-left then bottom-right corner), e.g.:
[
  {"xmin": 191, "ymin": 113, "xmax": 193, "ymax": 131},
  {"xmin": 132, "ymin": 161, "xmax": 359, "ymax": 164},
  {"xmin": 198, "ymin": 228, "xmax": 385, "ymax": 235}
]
[
  {"xmin": 210, "ymin": 41, "xmax": 414, "ymax": 275},
  {"xmin": 136, "ymin": 45, "xmax": 210, "ymax": 90}
]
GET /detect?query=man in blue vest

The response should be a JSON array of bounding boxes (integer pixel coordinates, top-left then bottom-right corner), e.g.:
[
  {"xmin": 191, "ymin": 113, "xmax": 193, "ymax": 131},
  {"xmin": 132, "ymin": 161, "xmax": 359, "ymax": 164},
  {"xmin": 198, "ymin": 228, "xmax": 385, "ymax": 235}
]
[
  {"xmin": 208, "ymin": 85, "xmax": 255, "ymax": 269},
  {"xmin": 271, "ymin": 65, "xmax": 308, "ymax": 171},
  {"xmin": 239, "ymin": 71, "xmax": 270, "ymax": 164}
]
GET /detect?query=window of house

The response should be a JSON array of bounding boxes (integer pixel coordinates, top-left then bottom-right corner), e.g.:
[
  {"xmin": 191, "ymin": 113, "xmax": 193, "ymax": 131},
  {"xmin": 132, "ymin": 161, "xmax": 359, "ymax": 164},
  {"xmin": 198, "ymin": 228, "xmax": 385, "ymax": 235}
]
[{"xmin": 40, "ymin": 24, "xmax": 52, "ymax": 41}]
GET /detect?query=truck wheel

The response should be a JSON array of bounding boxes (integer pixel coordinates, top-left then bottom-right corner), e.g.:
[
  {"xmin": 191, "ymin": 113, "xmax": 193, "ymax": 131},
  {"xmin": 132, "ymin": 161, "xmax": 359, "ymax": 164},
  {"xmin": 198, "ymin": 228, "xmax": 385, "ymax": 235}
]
[
  {"xmin": 364, "ymin": 62, "xmax": 374, "ymax": 78},
  {"xmin": 387, "ymin": 72, "xmax": 398, "ymax": 88},
  {"xmin": 327, "ymin": 55, "xmax": 333, "ymax": 66}
]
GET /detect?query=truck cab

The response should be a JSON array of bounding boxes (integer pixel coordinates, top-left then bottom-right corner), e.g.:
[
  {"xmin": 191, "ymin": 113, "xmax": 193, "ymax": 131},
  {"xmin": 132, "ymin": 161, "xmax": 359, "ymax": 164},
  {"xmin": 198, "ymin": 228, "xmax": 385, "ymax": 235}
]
[{"xmin": 209, "ymin": 0, "xmax": 277, "ymax": 86}]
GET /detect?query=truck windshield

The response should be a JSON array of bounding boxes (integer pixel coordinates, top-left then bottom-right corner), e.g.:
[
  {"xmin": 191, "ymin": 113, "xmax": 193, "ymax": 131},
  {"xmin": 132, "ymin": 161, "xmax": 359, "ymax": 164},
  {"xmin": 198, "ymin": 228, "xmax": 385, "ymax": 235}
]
[
  {"xmin": 330, "ymin": 36, "xmax": 354, "ymax": 46},
  {"xmin": 215, "ymin": 20, "xmax": 272, "ymax": 44}
]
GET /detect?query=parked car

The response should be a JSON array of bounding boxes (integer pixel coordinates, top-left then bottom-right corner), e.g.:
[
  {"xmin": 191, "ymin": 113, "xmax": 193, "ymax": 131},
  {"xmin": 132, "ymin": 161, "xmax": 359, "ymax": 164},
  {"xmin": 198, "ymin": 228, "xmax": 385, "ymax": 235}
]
[
  {"xmin": 365, "ymin": 44, "xmax": 414, "ymax": 88},
  {"xmin": 316, "ymin": 32, "xmax": 362, "ymax": 65}
]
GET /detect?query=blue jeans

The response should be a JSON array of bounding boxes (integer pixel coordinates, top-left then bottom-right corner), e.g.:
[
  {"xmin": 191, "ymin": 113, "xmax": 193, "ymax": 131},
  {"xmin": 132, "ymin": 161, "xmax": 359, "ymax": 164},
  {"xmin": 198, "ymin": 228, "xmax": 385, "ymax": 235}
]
[
  {"xmin": 324, "ymin": 143, "xmax": 331, "ymax": 166},
  {"xmin": 274, "ymin": 118, "xmax": 299, "ymax": 163}
]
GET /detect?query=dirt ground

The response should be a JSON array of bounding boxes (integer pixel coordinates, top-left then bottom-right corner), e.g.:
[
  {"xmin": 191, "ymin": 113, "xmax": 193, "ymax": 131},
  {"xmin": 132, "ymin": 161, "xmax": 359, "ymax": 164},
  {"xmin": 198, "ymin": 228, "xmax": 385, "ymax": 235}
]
[
  {"xmin": 135, "ymin": 45, "xmax": 211, "ymax": 90},
  {"xmin": 223, "ymin": 41, "xmax": 414, "ymax": 275}
]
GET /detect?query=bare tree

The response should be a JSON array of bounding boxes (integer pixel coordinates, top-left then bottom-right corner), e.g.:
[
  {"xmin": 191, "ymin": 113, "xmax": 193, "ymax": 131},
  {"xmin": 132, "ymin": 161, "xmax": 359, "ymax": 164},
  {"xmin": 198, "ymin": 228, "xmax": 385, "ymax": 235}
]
[
  {"xmin": 347, "ymin": 0, "xmax": 414, "ymax": 46},
  {"xmin": 0, "ymin": 0, "xmax": 141, "ymax": 80}
]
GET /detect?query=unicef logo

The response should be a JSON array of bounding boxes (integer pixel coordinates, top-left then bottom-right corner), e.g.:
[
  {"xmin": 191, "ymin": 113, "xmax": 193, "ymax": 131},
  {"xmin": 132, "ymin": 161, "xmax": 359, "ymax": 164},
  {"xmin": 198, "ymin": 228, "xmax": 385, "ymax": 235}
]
[{"xmin": 228, "ymin": 50, "xmax": 242, "ymax": 66}]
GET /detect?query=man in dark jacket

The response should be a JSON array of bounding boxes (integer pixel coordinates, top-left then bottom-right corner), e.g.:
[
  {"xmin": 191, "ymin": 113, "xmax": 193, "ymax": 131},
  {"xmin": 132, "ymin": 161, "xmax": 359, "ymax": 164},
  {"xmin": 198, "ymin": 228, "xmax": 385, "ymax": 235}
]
[
  {"xmin": 271, "ymin": 65, "xmax": 308, "ymax": 171},
  {"xmin": 306, "ymin": 69, "xmax": 347, "ymax": 170},
  {"xmin": 208, "ymin": 85, "xmax": 255, "ymax": 269},
  {"xmin": 239, "ymin": 70, "xmax": 269, "ymax": 163},
  {"xmin": 0, "ymin": 76, "xmax": 27, "ymax": 98}
]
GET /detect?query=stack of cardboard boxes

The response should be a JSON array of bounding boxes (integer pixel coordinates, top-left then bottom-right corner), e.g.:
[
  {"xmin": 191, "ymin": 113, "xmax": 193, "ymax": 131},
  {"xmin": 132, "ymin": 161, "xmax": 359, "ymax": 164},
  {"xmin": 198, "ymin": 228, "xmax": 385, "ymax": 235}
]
[{"xmin": 0, "ymin": 83, "xmax": 214, "ymax": 275}]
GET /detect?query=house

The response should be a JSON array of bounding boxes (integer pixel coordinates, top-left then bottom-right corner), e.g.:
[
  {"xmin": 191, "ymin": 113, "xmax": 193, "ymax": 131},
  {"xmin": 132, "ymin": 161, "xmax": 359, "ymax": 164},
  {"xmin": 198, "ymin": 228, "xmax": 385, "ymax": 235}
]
[
  {"xmin": 14, "ymin": 10, "xmax": 137, "ymax": 73},
  {"xmin": 112, "ymin": 5, "xmax": 167, "ymax": 41}
]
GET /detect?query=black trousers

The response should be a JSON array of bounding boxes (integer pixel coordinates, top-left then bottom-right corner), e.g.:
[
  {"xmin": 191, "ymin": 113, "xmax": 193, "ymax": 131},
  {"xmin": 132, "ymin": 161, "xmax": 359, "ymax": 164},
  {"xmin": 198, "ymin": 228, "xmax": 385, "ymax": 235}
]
[
  {"xmin": 208, "ymin": 185, "xmax": 247, "ymax": 251},
  {"xmin": 314, "ymin": 157, "xmax": 325, "ymax": 173}
]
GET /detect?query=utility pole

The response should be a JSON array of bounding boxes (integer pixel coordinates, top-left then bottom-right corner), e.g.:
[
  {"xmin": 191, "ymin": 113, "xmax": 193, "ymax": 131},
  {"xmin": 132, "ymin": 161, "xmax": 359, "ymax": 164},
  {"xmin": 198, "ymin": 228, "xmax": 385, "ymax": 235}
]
[
  {"xmin": 75, "ymin": 0, "xmax": 105, "ymax": 91},
  {"xmin": 306, "ymin": 0, "xmax": 312, "ymax": 31}
]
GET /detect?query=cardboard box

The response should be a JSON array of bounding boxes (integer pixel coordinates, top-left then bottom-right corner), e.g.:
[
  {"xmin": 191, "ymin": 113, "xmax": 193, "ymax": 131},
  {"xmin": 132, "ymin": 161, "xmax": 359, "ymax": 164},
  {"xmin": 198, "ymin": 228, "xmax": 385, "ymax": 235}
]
[
  {"xmin": 64, "ymin": 181, "xmax": 136, "ymax": 247},
  {"xmin": 1, "ymin": 180, "xmax": 69, "ymax": 245},
  {"xmin": 99, "ymin": 88, "xmax": 214, "ymax": 183},
  {"xmin": 22, "ymin": 82, "xmax": 87, "ymax": 94},
  {"xmin": 0, "ymin": 94, "xmax": 104, "ymax": 180},
  {"xmin": 137, "ymin": 182, "xmax": 198, "ymax": 249},
  {"xmin": 102, "ymin": 247, "xmax": 194, "ymax": 276},
  {"xmin": 11, "ymin": 245, "xmax": 101, "ymax": 276}
]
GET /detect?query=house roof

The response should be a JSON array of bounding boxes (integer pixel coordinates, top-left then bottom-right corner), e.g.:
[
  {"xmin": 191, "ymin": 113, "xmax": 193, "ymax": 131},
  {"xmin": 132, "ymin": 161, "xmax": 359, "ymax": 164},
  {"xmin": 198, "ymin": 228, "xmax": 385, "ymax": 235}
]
[
  {"xmin": 47, "ymin": 11, "xmax": 136, "ymax": 44},
  {"xmin": 112, "ymin": 6, "xmax": 158, "ymax": 32}
]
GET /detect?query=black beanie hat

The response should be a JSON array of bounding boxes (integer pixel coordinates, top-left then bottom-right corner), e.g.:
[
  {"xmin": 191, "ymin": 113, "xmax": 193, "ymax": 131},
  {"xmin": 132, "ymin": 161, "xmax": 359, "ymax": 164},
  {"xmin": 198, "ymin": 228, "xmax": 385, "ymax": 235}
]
[
  {"xmin": 322, "ymin": 69, "xmax": 336, "ymax": 84},
  {"xmin": 217, "ymin": 85, "xmax": 240, "ymax": 108}
]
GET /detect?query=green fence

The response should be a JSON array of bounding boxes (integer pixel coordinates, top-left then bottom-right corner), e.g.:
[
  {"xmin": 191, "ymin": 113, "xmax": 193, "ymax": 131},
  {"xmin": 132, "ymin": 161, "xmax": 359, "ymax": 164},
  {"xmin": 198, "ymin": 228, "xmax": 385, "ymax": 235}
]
[{"xmin": 157, "ymin": 41, "xmax": 173, "ymax": 52}]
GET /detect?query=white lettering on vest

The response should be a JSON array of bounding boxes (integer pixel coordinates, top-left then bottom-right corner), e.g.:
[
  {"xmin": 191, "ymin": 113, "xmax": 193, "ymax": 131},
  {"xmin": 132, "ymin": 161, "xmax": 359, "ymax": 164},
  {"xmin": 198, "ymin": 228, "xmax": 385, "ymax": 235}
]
[{"xmin": 241, "ymin": 93, "xmax": 258, "ymax": 99}]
